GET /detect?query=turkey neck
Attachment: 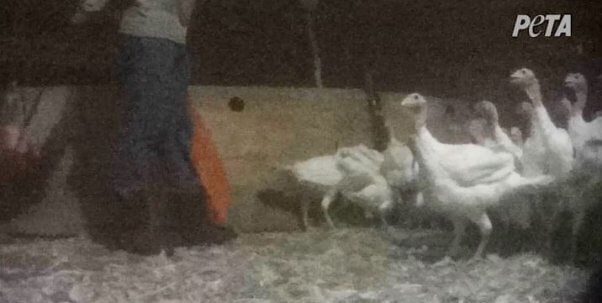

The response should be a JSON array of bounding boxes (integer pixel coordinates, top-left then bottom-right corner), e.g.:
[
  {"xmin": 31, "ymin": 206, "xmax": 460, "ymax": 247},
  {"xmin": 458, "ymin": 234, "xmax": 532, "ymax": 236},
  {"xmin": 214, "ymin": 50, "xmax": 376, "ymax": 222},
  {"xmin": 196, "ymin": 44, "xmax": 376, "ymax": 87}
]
[
  {"xmin": 571, "ymin": 87, "xmax": 588, "ymax": 118},
  {"xmin": 410, "ymin": 104, "xmax": 445, "ymax": 180},
  {"xmin": 483, "ymin": 115, "xmax": 500, "ymax": 142},
  {"xmin": 412, "ymin": 104, "xmax": 428, "ymax": 132},
  {"xmin": 411, "ymin": 128, "xmax": 445, "ymax": 184},
  {"xmin": 524, "ymin": 80, "xmax": 560, "ymax": 134},
  {"xmin": 524, "ymin": 81, "xmax": 544, "ymax": 108}
]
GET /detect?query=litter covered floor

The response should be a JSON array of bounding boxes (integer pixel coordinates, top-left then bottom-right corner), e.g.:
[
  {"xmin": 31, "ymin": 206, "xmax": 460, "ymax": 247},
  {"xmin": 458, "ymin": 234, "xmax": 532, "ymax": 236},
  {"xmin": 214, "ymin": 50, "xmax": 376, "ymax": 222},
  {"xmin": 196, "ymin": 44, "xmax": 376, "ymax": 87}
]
[{"xmin": 0, "ymin": 228, "xmax": 589, "ymax": 303}]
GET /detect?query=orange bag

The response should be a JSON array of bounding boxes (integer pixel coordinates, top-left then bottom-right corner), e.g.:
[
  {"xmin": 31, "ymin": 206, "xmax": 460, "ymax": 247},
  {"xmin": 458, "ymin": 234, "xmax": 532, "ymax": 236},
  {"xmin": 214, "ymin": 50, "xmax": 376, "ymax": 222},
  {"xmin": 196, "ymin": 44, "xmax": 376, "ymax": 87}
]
[{"xmin": 189, "ymin": 104, "xmax": 232, "ymax": 226}]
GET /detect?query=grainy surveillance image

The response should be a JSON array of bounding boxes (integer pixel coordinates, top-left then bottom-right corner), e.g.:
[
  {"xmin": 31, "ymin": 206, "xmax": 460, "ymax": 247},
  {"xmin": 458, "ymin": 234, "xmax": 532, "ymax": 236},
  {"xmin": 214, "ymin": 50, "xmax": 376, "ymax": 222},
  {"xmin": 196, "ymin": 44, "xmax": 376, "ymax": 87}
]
[{"xmin": 0, "ymin": 0, "xmax": 601, "ymax": 302}]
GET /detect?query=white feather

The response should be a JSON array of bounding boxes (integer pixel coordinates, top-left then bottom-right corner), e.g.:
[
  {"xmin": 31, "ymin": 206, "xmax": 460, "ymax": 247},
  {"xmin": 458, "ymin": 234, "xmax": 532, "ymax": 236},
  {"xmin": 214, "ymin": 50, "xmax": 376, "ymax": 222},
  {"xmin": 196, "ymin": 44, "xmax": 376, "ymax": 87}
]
[{"xmin": 290, "ymin": 155, "xmax": 342, "ymax": 190}]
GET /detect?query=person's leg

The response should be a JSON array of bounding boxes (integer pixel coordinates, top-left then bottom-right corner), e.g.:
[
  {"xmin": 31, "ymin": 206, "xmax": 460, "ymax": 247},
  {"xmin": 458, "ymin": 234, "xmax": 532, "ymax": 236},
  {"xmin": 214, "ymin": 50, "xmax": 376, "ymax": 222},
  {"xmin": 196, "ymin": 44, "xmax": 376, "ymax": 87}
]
[
  {"xmin": 163, "ymin": 46, "xmax": 237, "ymax": 245},
  {"xmin": 113, "ymin": 36, "xmax": 174, "ymax": 197},
  {"xmin": 113, "ymin": 35, "xmax": 178, "ymax": 254},
  {"xmin": 164, "ymin": 48, "xmax": 199, "ymax": 193}
]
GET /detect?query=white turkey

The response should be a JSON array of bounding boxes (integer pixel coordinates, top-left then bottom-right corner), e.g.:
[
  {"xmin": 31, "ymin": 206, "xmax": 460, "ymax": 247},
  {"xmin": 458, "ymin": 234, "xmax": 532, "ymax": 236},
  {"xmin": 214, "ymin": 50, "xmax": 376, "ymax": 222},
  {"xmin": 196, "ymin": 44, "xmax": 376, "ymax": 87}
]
[
  {"xmin": 320, "ymin": 145, "xmax": 395, "ymax": 229},
  {"xmin": 289, "ymin": 144, "xmax": 392, "ymax": 230},
  {"xmin": 287, "ymin": 154, "xmax": 343, "ymax": 230},
  {"xmin": 336, "ymin": 144, "xmax": 384, "ymax": 172},
  {"xmin": 401, "ymin": 93, "xmax": 554, "ymax": 260},
  {"xmin": 380, "ymin": 137, "xmax": 417, "ymax": 191},
  {"xmin": 510, "ymin": 68, "xmax": 574, "ymax": 178},
  {"xmin": 563, "ymin": 73, "xmax": 602, "ymax": 167},
  {"xmin": 467, "ymin": 107, "xmax": 524, "ymax": 231},
  {"xmin": 511, "ymin": 68, "xmax": 581, "ymax": 261},
  {"xmin": 472, "ymin": 100, "xmax": 536, "ymax": 231},
  {"xmin": 405, "ymin": 97, "xmax": 517, "ymax": 187},
  {"xmin": 288, "ymin": 155, "xmax": 342, "ymax": 190},
  {"xmin": 559, "ymin": 73, "xmax": 602, "ymax": 262},
  {"xmin": 378, "ymin": 135, "xmax": 435, "ymax": 228},
  {"xmin": 473, "ymin": 100, "xmax": 523, "ymax": 164}
]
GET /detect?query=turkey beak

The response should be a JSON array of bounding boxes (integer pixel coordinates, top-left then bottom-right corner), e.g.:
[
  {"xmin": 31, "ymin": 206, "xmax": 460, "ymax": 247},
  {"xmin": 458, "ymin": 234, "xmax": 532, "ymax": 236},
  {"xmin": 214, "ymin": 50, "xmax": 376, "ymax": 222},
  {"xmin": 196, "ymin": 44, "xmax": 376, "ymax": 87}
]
[
  {"xmin": 509, "ymin": 72, "xmax": 522, "ymax": 85},
  {"xmin": 401, "ymin": 100, "xmax": 419, "ymax": 117},
  {"xmin": 400, "ymin": 100, "xmax": 413, "ymax": 109},
  {"xmin": 400, "ymin": 98, "xmax": 412, "ymax": 108}
]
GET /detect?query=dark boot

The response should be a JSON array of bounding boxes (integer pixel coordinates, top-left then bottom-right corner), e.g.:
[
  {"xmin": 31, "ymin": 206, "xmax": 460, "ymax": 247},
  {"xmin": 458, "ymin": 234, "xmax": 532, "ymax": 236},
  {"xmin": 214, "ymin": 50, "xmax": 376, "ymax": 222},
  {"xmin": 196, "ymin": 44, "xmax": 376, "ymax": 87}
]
[
  {"xmin": 197, "ymin": 222, "xmax": 238, "ymax": 245},
  {"xmin": 147, "ymin": 187, "xmax": 188, "ymax": 256},
  {"xmin": 120, "ymin": 187, "xmax": 166, "ymax": 256},
  {"xmin": 174, "ymin": 189, "xmax": 237, "ymax": 246},
  {"xmin": 155, "ymin": 189, "xmax": 185, "ymax": 256},
  {"xmin": 101, "ymin": 207, "xmax": 133, "ymax": 251},
  {"xmin": 122, "ymin": 226, "xmax": 161, "ymax": 256},
  {"xmin": 102, "ymin": 190, "xmax": 146, "ymax": 252}
]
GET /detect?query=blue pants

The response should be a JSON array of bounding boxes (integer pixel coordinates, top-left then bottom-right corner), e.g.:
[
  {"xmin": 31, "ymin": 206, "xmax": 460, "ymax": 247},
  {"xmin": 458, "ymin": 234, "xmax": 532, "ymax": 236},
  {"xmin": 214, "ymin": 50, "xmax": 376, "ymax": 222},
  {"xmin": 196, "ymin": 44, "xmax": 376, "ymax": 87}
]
[{"xmin": 113, "ymin": 34, "xmax": 200, "ymax": 196}]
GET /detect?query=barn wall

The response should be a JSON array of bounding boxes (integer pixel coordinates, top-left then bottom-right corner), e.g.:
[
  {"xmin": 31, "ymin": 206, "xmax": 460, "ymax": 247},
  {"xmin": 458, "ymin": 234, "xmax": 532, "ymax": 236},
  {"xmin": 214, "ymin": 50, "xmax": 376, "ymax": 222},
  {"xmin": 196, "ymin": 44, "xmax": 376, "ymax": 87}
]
[
  {"xmin": 2, "ymin": 85, "xmax": 476, "ymax": 235},
  {"xmin": 191, "ymin": 86, "xmax": 374, "ymax": 232}
]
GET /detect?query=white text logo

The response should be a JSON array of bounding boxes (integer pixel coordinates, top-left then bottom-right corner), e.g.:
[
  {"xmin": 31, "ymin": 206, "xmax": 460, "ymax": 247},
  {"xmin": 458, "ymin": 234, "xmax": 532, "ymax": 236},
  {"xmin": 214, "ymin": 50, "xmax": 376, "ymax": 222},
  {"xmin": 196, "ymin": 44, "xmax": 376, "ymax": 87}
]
[{"xmin": 512, "ymin": 14, "xmax": 571, "ymax": 37}]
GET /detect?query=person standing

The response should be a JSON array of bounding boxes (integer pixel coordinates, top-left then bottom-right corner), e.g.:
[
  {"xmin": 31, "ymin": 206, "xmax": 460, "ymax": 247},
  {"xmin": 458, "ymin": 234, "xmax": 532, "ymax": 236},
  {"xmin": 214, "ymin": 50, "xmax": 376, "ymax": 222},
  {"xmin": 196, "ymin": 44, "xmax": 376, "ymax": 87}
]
[{"xmin": 73, "ymin": 0, "xmax": 236, "ymax": 255}]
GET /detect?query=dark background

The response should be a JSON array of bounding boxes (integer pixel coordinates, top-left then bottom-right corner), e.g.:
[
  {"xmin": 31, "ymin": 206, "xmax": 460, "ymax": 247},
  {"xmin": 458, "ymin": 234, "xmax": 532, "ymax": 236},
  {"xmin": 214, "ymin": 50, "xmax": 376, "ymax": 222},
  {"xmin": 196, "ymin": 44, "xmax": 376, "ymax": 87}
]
[{"xmin": 0, "ymin": 0, "xmax": 601, "ymax": 101}]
